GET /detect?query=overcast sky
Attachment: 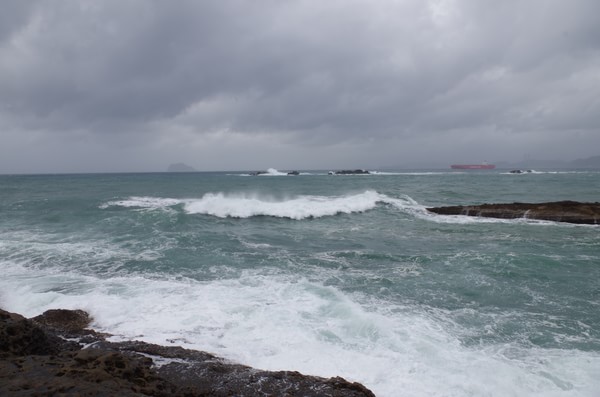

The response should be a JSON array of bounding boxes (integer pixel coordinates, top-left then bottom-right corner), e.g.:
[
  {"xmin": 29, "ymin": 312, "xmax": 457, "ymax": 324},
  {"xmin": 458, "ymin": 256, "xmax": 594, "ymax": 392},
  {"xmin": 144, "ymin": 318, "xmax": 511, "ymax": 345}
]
[{"xmin": 1, "ymin": 0, "xmax": 599, "ymax": 173}]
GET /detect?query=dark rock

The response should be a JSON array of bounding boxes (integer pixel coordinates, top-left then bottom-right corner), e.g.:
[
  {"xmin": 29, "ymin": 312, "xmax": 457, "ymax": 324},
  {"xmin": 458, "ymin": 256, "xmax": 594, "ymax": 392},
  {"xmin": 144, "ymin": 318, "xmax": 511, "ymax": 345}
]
[
  {"xmin": 31, "ymin": 308, "xmax": 109, "ymax": 345},
  {"xmin": 32, "ymin": 309, "xmax": 91, "ymax": 332},
  {"xmin": 330, "ymin": 169, "xmax": 370, "ymax": 175},
  {"xmin": 105, "ymin": 341, "xmax": 375, "ymax": 397},
  {"xmin": 0, "ymin": 308, "xmax": 376, "ymax": 397},
  {"xmin": 0, "ymin": 310, "xmax": 63, "ymax": 356},
  {"xmin": 287, "ymin": 170, "xmax": 300, "ymax": 175},
  {"xmin": 0, "ymin": 347, "xmax": 173, "ymax": 396},
  {"xmin": 427, "ymin": 201, "xmax": 600, "ymax": 224}
]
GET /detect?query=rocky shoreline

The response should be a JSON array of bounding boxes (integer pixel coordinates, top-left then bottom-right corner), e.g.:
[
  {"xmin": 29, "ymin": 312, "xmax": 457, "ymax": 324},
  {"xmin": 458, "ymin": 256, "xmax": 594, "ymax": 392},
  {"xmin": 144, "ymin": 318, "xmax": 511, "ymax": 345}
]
[
  {"xmin": 426, "ymin": 200, "xmax": 600, "ymax": 224},
  {"xmin": 1, "ymin": 308, "xmax": 375, "ymax": 396}
]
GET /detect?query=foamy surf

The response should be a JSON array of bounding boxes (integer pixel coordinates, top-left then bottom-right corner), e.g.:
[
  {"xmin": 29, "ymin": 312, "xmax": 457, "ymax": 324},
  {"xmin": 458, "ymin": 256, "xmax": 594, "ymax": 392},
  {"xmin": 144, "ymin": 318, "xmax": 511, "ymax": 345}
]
[
  {"xmin": 235, "ymin": 168, "xmax": 296, "ymax": 176},
  {"xmin": 260, "ymin": 168, "xmax": 289, "ymax": 176},
  {"xmin": 102, "ymin": 191, "xmax": 389, "ymax": 220},
  {"xmin": 100, "ymin": 196, "xmax": 182, "ymax": 210},
  {"xmin": 1, "ymin": 262, "xmax": 598, "ymax": 397},
  {"xmin": 184, "ymin": 191, "xmax": 386, "ymax": 219}
]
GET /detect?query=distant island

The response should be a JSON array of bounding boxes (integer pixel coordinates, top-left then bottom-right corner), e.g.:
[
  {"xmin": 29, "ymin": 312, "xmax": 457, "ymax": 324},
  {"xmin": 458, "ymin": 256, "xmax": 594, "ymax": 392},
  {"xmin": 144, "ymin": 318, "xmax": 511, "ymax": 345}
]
[
  {"xmin": 561, "ymin": 155, "xmax": 600, "ymax": 169},
  {"xmin": 494, "ymin": 155, "xmax": 600, "ymax": 170},
  {"xmin": 167, "ymin": 163, "xmax": 196, "ymax": 172}
]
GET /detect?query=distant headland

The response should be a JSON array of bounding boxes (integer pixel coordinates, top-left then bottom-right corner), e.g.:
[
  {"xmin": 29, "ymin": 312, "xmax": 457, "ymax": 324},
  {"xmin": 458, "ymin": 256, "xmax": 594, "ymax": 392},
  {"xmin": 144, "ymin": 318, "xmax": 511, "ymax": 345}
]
[{"xmin": 167, "ymin": 163, "xmax": 197, "ymax": 172}]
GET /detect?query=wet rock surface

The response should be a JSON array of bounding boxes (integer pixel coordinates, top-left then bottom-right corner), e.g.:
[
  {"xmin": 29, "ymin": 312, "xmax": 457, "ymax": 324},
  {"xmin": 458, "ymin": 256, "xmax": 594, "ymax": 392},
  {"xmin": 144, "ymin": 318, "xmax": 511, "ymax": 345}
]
[
  {"xmin": 427, "ymin": 200, "xmax": 600, "ymax": 224},
  {"xmin": 0, "ymin": 308, "xmax": 376, "ymax": 396},
  {"xmin": 329, "ymin": 170, "xmax": 371, "ymax": 175}
]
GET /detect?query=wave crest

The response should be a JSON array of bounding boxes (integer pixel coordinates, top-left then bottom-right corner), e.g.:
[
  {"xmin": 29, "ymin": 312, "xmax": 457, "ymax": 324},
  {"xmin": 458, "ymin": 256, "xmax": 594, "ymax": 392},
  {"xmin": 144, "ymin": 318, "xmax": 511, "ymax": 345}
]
[
  {"xmin": 102, "ymin": 191, "xmax": 388, "ymax": 220},
  {"xmin": 185, "ymin": 190, "xmax": 384, "ymax": 219}
]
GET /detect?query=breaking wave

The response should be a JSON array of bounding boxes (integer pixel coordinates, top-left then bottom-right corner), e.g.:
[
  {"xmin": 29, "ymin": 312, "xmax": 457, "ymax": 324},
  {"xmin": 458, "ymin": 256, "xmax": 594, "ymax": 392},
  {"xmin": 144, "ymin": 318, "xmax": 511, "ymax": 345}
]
[
  {"xmin": 100, "ymin": 193, "xmax": 575, "ymax": 225},
  {"xmin": 102, "ymin": 190, "xmax": 404, "ymax": 220},
  {"xmin": 184, "ymin": 192, "xmax": 386, "ymax": 219},
  {"xmin": 235, "ymin": 168, "xmax": 295, "ymax": 176}
]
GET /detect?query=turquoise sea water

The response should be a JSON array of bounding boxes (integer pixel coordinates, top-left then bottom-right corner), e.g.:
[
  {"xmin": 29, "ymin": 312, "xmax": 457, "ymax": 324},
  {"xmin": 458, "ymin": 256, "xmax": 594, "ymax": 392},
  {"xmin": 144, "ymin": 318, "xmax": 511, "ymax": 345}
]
[{"xmin": 1, "ymin": 169, "xmax": 599, "ymax": 396}]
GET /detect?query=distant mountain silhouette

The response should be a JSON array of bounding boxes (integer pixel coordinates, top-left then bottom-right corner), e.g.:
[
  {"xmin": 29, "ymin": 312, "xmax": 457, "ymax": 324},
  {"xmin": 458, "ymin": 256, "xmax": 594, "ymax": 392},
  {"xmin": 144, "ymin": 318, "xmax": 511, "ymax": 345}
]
[
  {"xmin": 501, "ymin": 155, "xmax": 600, "ymax": 170},
  {"xmin": 167, "ymin": 163, "xmax": 196, "ymax": 172},
  {"xmin": 570, "ymin": 155, "xmax": 600, "ymax": 168}
]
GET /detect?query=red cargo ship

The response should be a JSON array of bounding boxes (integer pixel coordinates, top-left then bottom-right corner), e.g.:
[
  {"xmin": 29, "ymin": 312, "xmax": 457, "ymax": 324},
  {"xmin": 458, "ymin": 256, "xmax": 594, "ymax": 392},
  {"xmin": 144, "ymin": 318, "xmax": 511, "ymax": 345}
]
[{"xmin": 451, "ymin": 163, "xmax": 495, "ymax": 170}]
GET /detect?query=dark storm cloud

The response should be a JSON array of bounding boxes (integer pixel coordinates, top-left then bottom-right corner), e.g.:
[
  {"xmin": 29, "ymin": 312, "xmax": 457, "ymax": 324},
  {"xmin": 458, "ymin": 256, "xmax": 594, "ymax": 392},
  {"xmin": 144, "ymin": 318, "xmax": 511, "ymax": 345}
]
[
  {"xmin": 1, "ymin": 0, "xmax": 599, "ymax": 172},
  {"xmin": 0, "ymin": 0, "xmax": 37, "ymax": 41}
]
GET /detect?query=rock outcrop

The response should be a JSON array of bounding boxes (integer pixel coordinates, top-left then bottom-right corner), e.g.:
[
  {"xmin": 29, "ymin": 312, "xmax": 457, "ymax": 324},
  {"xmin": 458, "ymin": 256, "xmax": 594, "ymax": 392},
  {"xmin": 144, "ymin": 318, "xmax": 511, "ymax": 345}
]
[
  {"xmin": 427, "ymin": 201, "xmax": 600, "ymax": 224},
  {"xmin": 0, "ymin": 308, "xmax": 375, "ymax": 397},
  {"xmin": 329, "ymin": 170, "xmax": 370, "ymax": 175}
]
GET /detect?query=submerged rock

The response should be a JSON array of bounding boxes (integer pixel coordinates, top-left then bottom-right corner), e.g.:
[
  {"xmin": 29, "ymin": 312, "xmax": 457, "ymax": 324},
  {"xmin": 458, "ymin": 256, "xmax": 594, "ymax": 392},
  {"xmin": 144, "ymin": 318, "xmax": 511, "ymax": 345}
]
[
  {"xmin": 427, "ymin": 200, "xmax": 600, "ymax": 224},
  {"xmin": 0, "ymin": 308, "xmax": 376, "ymax": 397}
]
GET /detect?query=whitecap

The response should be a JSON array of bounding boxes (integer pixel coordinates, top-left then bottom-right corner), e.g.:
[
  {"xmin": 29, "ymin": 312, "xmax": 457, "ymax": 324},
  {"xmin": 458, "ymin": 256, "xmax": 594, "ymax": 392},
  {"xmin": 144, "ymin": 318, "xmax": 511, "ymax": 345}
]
[
  {"xmin": 100, "ymin": 196, "xmax": 183, "ymax": 210},
  {"xmin": 183, "ymin": 190, "xmax": 384, "ymax": 219}
]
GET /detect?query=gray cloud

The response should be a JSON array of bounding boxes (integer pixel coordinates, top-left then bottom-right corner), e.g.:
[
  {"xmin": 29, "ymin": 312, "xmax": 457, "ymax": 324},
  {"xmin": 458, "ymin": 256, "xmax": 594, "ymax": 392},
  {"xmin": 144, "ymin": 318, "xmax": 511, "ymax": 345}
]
[{"xmin": 1, "ymin": 0, "xmax": 599, "ymax": 172}]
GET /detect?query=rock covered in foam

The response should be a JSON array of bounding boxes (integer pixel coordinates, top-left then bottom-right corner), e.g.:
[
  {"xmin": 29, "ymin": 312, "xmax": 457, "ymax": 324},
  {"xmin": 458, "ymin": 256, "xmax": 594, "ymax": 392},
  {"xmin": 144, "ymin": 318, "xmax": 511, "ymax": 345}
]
[
  {"xmin": 0, "ymin": 308, "xmax": 376, "ymax": 396},
  {"xmin": 427, "ymin": 200, "xmax": 600, "ymax": 224}
]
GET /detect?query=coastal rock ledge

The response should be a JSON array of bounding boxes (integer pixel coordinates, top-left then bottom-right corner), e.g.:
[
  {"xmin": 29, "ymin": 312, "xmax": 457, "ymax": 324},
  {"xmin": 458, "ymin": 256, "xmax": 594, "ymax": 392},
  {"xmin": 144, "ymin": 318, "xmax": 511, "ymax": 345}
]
[
  {"xmin": 426, "ymin": 200, "xmax": 600, "ymax": 224},
  {"xmin": 0, "ymin": 308, "xmax": 375, "ymax": 397}
]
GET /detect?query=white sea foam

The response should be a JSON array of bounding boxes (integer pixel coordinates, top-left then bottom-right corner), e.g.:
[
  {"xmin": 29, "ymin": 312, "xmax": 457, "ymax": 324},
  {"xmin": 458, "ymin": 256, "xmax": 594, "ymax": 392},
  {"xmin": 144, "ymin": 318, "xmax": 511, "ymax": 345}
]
[
  {"xmin": 380, "ymin": 197, "xmax": 582, "ymax": 226},
  {"xmin": 261, "ymin": 168, "xmax": 288, "ymax": 176},
  {"xmin": 183, "ymin": 191, "xmax": 384, "ymax": 219},
  {"xmin": 500, "ymin": 170, "xmax": 600, "ymax": 175},
  {"xmin": 100, "ymin": 196, "xmax": 182, "ymax": 210},
  {"xmin": 1, "ymin": 262, "xmax": 598, "ymax": 397},
  {"xmin": 0, "ymin": 229, "xmax": 169, "ymax": 276},
  {"xmin": 102, "ymin": 191, "xmax": 387, "ymax": 220},
  {"xmin": 235, "ymin": 168, "xmax": 292, "ymax": 176}
]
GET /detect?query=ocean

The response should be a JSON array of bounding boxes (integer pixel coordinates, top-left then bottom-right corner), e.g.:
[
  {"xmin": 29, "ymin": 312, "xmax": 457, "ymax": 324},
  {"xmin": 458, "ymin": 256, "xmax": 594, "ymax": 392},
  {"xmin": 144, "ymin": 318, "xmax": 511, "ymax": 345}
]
[{"xmin": 1, "ymin": 169, "xmax": 598, "ymax": 396}]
